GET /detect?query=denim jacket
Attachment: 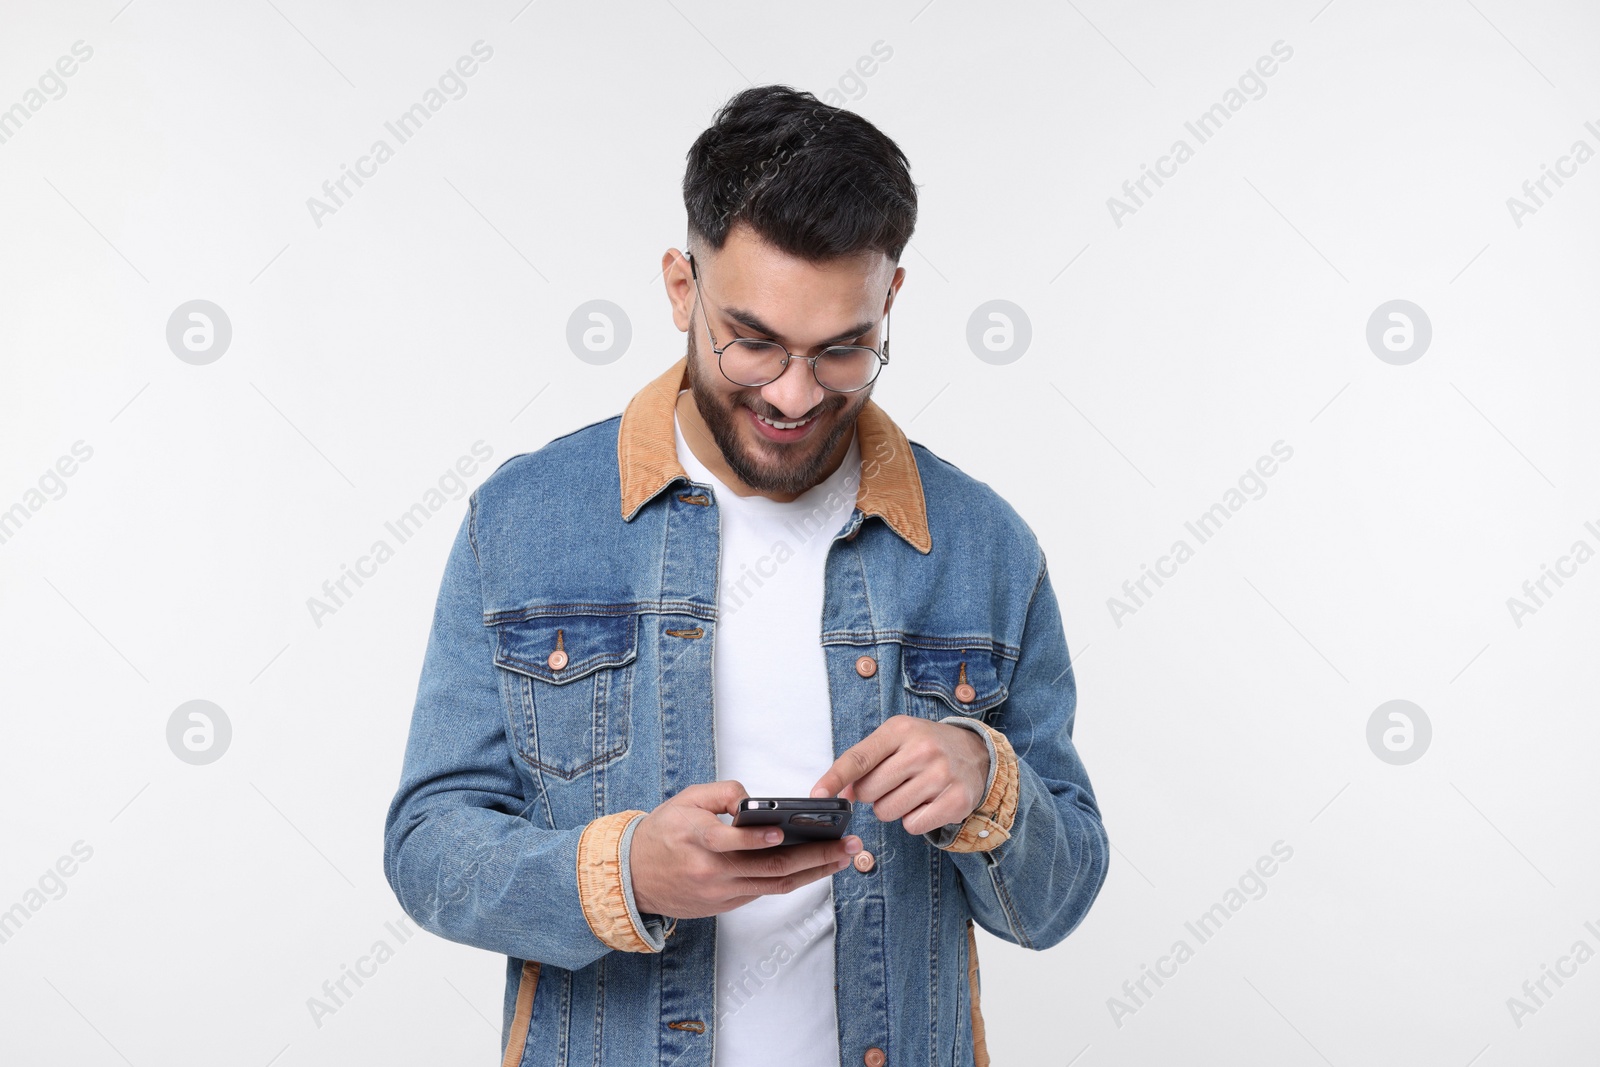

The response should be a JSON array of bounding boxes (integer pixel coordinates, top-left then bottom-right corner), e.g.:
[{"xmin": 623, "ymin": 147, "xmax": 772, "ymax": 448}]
[{"xmin": 382, "ymin": 356, "xmax": 1110, "ymax": 1067}]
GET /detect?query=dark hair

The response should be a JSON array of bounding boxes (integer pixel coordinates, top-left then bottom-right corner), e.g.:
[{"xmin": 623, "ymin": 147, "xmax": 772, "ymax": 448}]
[{"xmin": 683, "ymin": 85, "xmax": 918, "ymax": 263}]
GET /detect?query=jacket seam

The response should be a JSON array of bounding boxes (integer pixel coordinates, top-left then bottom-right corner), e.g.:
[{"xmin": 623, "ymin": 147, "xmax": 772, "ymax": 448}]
[
  {"xmin": 988, "ymin": 859, "xmax": 1034, "ymax": 949},
  {"xmin": 820, "ymin": 630, "xmax": 1022, "ymax": 658},
  {"xmin": 484, "ymin": 601, "xmax": 716, "ymax": 625},
  {"xmin": 500, "ymin": 958, "xmax": 540, "ymax": 1067},
  {"xmin": 967, "ymin": 919, "xmax": 990, "ymax": 1067},
  {"xmin": 849, "ymin": 535, "xmax": 876, "ymax": 645},
  {"xmin": 928, "ymin": 839, "xmax": 940, "ymax": 1066}
]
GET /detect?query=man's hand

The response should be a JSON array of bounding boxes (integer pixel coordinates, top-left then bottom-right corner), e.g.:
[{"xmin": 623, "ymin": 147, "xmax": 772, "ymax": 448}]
[
  {"xmin": 630, "ymin": 780, "xmax": 863, "ymax": 919},
  {"xmin": 809, "ymin": 716, "xmax": 989, "ymax": 836}
]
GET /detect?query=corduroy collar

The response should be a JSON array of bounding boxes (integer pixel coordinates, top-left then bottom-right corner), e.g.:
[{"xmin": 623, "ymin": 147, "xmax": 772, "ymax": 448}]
[{"xmin": 616, "ymin": 355, "xmax": 931, "ymax": 554}]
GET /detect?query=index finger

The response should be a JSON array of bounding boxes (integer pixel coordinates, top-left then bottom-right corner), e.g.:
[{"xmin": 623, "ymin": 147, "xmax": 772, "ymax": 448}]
[
  {"xmin": 809, "ymin": 730, "xmax": 892, "ymax": 800},
  {"xmin": 706, "ymin": 820, "xmax": 790, "ymax": 852}
]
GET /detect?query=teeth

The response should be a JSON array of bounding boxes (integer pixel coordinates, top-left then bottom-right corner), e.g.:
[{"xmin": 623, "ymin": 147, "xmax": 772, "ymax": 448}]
[{"xmin": 756, "ymin": 412, "xmax": 813, "ymax": 430}]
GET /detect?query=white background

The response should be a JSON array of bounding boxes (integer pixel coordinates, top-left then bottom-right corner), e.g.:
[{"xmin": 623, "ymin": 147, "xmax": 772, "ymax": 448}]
[{"xmin": 2, "ymin": 1, "xmax": 1597, "ymax": 1064}]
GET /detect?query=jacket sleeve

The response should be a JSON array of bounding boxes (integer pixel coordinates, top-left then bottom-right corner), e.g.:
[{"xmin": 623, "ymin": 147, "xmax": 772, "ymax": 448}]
[
  {"xmin": 382, "ymin": 497, "xmax": 674, "ymax": 972},
  {"xmin": 919, "ymin": 557, "xmax": 1110, "ymax": 950}
]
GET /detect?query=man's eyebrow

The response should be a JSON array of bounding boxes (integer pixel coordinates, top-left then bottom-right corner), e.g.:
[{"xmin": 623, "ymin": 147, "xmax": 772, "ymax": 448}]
[{"xmin": 719, "ymin": 304, "xmax": 878, "ymax": 348}]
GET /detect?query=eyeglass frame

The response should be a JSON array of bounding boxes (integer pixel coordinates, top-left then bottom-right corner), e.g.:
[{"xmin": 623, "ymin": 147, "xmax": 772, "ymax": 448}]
[{"xmin": 684, "ymin": 249, "xmax": 892, "ymax": 394}]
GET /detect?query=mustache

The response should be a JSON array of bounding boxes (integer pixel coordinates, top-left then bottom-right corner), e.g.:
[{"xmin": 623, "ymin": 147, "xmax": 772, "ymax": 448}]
[{"xmin": 742, "ymin": 397, "xmax": 841, "ymax": 422}]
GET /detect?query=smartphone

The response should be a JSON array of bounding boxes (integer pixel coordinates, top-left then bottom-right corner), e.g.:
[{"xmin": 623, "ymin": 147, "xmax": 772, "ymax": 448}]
[{"xmin": 732, "ymin": 797, "xmax": 852, "ymax": 845}]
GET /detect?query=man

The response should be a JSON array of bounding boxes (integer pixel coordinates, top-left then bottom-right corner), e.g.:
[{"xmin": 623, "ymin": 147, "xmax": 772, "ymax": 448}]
[{"xmin": 383, "ymin": 85, "xmax": 1109, "ymax": 1067}]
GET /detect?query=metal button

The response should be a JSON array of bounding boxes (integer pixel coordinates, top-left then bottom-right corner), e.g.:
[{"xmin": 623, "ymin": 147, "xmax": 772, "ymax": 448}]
[
  {"xmin": 954, "ymin": 682, "xmax": 977, "ymax": 703},
  {"xmin": 855, "ymin": 655, "xmax": 877, "ymax": 678},
  {"xmin": 852, "ymin": 849, "xmax": 875, "ymax": 872},
  {"xmin": 864, "ymin": 1047, "xmax": 886, "ymax": 1067},
  {"xmin": 547, "ymin": 649, "xmax": 568, "ymax": 670}
]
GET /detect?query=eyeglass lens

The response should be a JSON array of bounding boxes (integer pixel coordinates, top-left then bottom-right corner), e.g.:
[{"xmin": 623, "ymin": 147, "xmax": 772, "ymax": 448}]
[{"xmin": 720, "ymin": 340, "xmax": 881, "ymax": 391}]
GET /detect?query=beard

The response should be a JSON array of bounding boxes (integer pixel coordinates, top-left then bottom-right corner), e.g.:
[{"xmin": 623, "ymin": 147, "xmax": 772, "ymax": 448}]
[{"xmin": 685, "ymin": 328, "xmax": 867, "ymax": 497}]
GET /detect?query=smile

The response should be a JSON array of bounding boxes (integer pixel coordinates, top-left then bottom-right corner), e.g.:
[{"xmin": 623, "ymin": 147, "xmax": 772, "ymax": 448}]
[{"xmin": 754, "ymin": 411, "xmax": 817, "ymax": 430}]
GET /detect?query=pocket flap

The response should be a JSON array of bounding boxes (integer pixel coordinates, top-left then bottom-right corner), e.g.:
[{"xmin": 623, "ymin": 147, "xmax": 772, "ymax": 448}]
[
  {"xmin": 901, "ymin": 644, "xmax": 1009, "ymax": 715},
  {"xmin": 493, "ymin": 613, "xmax": 639, "ymax": 684}
]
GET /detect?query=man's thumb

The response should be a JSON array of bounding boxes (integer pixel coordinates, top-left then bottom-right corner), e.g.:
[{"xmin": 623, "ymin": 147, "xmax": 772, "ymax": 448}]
[{"xmin": 680, "ymin": 779, "xmax": 749, "ymax": 815}]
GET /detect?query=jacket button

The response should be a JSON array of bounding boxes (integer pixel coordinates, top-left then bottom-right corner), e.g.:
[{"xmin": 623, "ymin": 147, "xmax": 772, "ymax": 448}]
[
  {"xmin": 547, "ymin": 649, "xmax": 568, "ymax": 670},
  {"xmin": 863, "ymin": 1048, "xmax": 886, "ymax": 1067},
  {"xmin": 855, "ymin": 655, "xmax": 877, "ymax": 678},
  {"xmin": 954, "ymin": 682, "xmax": 977, "ymax": 703},
  {"xmin": 853, "ymin": 849, "xmax": 875, "ymax": 872}
]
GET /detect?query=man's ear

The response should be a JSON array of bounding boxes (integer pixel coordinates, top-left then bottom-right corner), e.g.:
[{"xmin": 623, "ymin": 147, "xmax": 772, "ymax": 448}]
[
  {"xmin": 662, "ymin": 249, "xmax": 695, "ymax": 333},
  {"xmin": 886, "ymin": 264, "xmax": 906, "ymax": 309}
]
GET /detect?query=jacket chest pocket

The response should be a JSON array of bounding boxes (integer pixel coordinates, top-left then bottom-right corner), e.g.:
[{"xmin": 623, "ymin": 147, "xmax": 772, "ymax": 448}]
[
  {"xmin": 899, "ymin": 643, "xmax": 1009, "ymax": 723},
  {"xmin": 492, "ymin": 612, "xmax": 638, "ymax": 780}
]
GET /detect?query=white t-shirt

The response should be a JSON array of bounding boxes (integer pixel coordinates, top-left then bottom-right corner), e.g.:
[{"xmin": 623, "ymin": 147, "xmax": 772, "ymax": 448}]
[{"xmin": 673, "ymin": 395, "xmax": 861, "ymax": 1067}]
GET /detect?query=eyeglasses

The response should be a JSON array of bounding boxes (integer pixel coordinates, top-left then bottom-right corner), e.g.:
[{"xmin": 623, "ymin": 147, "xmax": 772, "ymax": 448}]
[{"xmin": 685, "ymin": 250, "xmax": 891, "ymax": 393}]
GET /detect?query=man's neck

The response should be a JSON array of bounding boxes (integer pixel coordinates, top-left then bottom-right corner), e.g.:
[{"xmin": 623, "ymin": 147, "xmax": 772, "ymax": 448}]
[{"xmin": 674, "ymin": 388, "xmax": 854, "ymax": 503}]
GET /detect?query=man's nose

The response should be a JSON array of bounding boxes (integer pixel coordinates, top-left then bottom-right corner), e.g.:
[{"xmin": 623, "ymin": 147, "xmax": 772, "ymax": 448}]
[{"xmin": 759, "ymin": 354, "xmax": 824, "ymax": 420}]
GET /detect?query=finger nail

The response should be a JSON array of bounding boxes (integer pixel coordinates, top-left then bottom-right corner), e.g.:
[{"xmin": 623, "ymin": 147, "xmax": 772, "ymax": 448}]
[
  {"xmin": 765, "ymin": 830, "xmax": 782, "ymax": 843},
  {"xmin": 846, "ymin": 837, "xmax": 862, "ymax": 852}
]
